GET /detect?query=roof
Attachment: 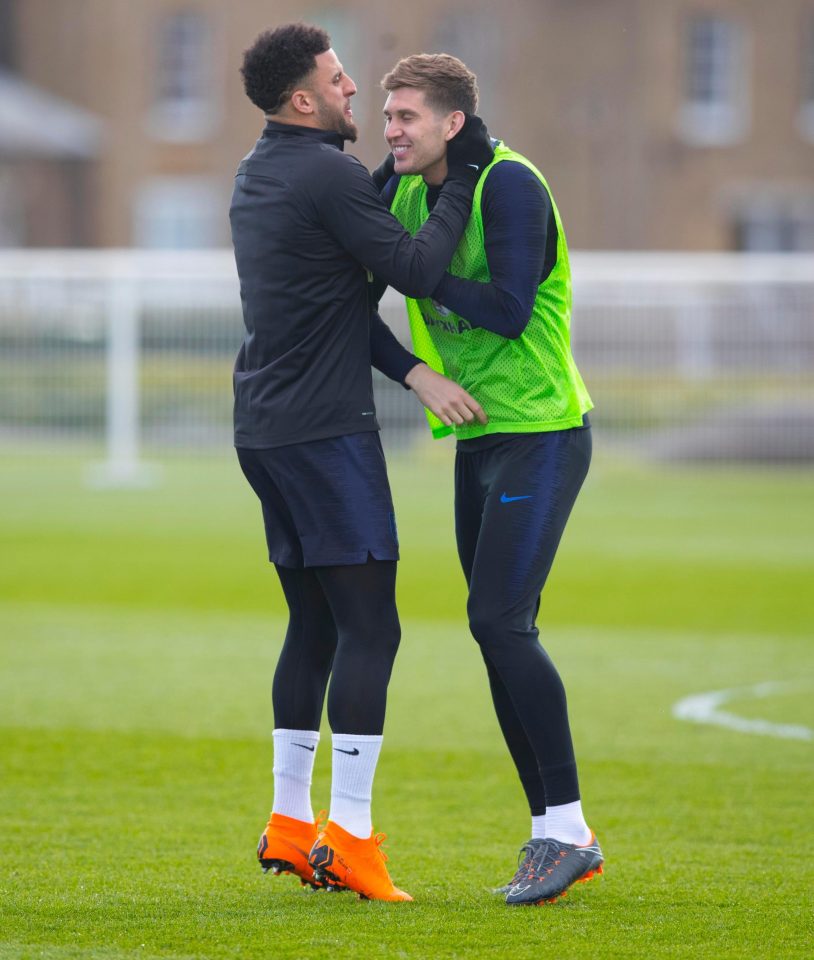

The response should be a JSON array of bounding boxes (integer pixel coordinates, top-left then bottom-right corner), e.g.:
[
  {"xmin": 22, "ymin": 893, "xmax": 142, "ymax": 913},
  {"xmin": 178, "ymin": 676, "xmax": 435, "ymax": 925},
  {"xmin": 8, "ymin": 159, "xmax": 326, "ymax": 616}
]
[{"xmin": 0, "ymin": 69, "xmax": 103, "ymax": 159}]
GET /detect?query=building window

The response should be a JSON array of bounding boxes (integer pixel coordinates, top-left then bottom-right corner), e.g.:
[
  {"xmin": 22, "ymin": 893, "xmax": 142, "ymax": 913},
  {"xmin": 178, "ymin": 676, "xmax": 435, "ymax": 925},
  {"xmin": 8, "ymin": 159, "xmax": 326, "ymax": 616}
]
[
  {"xmin": 133, "ymin": 177, "xmax": 223, "ymax": 249},
  {"xmin": 0, "ymin": 165, "xmax": 25, "ymax": 245},
  {"xmin": 304, "ymin": 10, "xmax": 363, "ymax": 121},
  {"xmin": 434, "ymin": 12, "xmax": 500, "ymax": 120},
  {"xmin": 734, "ymin": 199, "xmax": 814, "ymax": 252},
  {"xmin": 0, "ymin": 0, "xmax": 17, "ymax": 69},
  {"xmin": 678, "ymin": 15, "xmax": 749, "ymax": 146},
  {"xmin": 798, "ymin": 17, "xmax": 814, "ymax": 141},
  {"xmin": 147, "ymin": 9, "xmax": 218, "ymax": 142}
]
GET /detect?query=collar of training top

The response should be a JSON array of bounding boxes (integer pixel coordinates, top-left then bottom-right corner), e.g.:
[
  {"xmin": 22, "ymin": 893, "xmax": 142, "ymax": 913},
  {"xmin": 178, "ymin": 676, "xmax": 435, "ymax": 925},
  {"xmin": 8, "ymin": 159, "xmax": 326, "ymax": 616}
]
[{"xmin": 262, "ymin": 119, "xmax": 345, "ymax": 150}]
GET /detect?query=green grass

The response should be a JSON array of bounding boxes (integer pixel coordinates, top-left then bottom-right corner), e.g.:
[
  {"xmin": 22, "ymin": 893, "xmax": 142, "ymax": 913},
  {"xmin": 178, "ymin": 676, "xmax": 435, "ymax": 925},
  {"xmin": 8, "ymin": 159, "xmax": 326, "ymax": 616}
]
[{"xmin": 1, "ymin": 448, "xmax": 813, "ymax": 959}]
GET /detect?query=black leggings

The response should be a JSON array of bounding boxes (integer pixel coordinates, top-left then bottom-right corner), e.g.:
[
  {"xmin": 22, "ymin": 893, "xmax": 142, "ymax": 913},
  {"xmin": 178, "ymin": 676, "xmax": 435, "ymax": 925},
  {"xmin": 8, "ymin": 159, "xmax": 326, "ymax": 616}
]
[
  {"xmin": 455, "ymin": 427, "xmax": 592, "ymax": 812},
  {"xmin": 272, "ymin": 558, "xmax": 401, "ymax": 735}
]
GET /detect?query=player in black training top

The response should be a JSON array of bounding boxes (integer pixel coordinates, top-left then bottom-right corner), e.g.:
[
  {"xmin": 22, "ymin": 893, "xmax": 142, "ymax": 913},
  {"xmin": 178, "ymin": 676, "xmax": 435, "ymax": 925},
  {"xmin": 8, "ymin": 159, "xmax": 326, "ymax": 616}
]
[{"xmin": 229, "ymin": 22, "xmax": 493, "ymax": 902}]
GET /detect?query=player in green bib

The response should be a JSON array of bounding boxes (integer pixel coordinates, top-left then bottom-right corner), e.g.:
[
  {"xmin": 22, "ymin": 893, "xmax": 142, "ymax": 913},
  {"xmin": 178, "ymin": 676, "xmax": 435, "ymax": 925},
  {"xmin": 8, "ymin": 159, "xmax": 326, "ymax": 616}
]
[{"xmin": 375, "ymin": 54, "xmax": 603, "ymax": 906}]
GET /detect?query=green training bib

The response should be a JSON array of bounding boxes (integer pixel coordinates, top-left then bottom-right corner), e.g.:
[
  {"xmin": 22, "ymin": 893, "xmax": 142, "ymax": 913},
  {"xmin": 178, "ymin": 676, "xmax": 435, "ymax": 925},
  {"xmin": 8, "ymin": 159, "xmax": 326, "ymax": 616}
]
[{"xmin": 390, "ymin": 141, "xmax": 592, "ymax": 439}]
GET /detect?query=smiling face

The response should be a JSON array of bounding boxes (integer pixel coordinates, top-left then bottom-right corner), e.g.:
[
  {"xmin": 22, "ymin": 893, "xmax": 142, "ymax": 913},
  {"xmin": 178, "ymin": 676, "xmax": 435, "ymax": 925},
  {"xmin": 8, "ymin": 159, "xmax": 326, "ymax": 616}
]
[
  {"xmin": 306, "ymin": 48, "xmax": 358, "ymax": 141},
  {"xmin": 383, "ymin": 87, "xmax": 463, "ymax": 185}
]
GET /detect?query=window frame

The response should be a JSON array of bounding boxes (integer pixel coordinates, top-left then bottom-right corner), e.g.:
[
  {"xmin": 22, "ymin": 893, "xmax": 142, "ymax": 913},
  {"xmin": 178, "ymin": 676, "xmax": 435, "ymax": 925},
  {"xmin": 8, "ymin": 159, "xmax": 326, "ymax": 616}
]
[
  {"xmin": 677, "ymin": 13, "xmax": 750, "ymax": 147},
  {"xmin": 145, "ymin": 8, "xmax": 220, "ymax": 143}
]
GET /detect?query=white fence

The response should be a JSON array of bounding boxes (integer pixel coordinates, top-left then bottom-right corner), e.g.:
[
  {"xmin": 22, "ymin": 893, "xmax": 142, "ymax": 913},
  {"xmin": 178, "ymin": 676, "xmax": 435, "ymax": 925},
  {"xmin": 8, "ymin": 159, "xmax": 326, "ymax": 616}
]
[{"xmin": 0, "ymin": 250, "xmax": 812, "ymax": 477}]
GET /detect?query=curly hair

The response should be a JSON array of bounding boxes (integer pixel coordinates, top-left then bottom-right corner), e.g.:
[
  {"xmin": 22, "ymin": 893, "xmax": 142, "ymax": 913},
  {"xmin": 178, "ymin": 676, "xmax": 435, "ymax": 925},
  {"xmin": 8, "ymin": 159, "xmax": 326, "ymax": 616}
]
[
  {"xmin": 240, "ymin": 23, "xmax": 331, "ymax": 114},
  {"xmin": 381, "ymin": 54, "xmax": 478, "ymax": 116}
]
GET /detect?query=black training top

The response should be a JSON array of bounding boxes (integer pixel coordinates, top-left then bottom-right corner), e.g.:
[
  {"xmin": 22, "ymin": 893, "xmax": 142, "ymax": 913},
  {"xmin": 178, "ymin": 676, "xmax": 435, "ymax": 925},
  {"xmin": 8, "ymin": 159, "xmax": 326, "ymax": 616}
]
[{"xmin": 229, "ymin": 120, "xmax": 473, "ymax": 449}]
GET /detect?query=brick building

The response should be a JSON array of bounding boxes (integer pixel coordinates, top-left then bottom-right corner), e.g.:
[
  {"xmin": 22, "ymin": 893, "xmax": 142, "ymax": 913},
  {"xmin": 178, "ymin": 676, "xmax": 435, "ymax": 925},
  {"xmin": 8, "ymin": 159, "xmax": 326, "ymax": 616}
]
[{"xmin": 2, "ymin": 0, "xmax": 813, "ymax": 250}]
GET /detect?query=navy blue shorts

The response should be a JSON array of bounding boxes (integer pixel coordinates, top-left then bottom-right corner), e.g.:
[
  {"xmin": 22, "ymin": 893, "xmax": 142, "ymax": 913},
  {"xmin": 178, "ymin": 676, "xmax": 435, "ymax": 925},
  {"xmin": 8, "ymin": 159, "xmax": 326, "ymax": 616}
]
[{"xmin": 236, "ymin": 432, "xmax": 399, "ymax": 569}]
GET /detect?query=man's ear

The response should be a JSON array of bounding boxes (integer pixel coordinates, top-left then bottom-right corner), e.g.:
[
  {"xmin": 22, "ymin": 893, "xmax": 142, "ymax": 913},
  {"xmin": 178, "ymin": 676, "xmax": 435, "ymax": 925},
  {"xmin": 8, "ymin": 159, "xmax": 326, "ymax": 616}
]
[
  {"xmin": 290, "ymin": 89, "xmax": 316, "ymax": 116},
  {"xmin": 444, "ymin": 110, "xmax": 466, "ymax": 141}
]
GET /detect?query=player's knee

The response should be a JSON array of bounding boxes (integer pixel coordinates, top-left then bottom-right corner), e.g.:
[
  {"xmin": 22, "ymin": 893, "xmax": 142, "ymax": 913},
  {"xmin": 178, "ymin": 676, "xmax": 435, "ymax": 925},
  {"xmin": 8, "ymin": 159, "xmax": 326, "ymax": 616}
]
[
  {"xmin": 467, "ymin": 606, "xmax": 504, "ymax": 653},
  {"xmin": 468, "ymin": 600, "xmax": 536, "ymax": 656},
  {"xmin": 381, "ymin": 615, "xmax": 401, "ymax": 658},
  {"xmin": 356, "ymin": 608, "xmax": 400, "ymax": 659}
]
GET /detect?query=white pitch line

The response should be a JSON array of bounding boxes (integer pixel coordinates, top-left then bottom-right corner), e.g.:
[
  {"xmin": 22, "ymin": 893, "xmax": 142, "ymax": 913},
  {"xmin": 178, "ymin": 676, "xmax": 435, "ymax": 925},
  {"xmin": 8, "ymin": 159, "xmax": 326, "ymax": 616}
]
[{"xmin": 672, "ymin": 681, "xmax": 812, "ymax": 741}]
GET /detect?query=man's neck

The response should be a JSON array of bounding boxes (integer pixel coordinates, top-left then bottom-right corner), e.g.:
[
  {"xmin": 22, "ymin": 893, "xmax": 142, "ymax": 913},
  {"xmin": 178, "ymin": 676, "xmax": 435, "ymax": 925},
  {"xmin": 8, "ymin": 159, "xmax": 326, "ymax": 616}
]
[
  {"xmin": 422, "ymin": 156, "xmax": 448, "ymax": 187},
  {"xmin": 264, "ymin": 110, "xmax": 321, "ymax": 131}
]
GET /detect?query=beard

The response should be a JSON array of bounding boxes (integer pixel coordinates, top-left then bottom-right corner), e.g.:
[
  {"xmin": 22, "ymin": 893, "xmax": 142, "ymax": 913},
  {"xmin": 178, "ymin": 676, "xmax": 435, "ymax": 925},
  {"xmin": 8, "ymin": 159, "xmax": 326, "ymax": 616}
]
[{"xmin": 313, "ymin": 93, "xmax": 358, "ymax": 142}]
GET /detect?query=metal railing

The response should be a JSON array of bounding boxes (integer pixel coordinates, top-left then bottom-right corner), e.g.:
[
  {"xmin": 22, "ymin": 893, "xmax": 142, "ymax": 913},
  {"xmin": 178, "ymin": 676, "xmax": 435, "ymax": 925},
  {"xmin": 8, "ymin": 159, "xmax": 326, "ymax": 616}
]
[{"xmin": 1, "ymin": 250, "xmax": 812, "ymax": 481}]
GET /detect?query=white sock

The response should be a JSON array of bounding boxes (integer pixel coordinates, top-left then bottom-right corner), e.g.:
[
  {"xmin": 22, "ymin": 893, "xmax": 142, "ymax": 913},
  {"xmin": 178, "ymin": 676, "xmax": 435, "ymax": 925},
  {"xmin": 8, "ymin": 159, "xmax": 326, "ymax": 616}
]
[
  {"xmin": 271, "ymin": 728, "xmax": 319, "ymax": 823},
  {"xmin": 328, "ymin": 733, "xmax": 383, "ymax": 838},
  {"xmin": 545, "ymin": 800, "xmax": 592, "ymax": 846},
  {"xmin": 530, "ymin": 814, "xmax": 547, "ymax": 840}
]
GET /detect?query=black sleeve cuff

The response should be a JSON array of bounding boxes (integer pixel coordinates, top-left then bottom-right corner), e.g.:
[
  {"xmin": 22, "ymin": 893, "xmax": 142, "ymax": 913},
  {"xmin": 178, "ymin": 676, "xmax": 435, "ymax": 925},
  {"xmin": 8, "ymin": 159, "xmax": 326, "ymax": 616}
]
[{"xmin": 370, "ymin": 311, "xmax": 422, "ymax": 386}]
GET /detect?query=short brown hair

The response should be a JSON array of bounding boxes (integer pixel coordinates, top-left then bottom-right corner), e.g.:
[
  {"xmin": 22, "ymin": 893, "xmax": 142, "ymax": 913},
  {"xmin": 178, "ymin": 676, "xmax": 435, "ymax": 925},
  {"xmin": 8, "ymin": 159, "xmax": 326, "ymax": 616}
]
[{"xmin": 381, "ymin": 54, "xmax": 479, "ymax": 115}]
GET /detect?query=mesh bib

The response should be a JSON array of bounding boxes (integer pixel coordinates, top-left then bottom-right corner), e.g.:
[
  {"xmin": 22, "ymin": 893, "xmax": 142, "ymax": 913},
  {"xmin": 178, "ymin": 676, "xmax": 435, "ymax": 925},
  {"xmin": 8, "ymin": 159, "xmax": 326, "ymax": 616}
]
[{"xmin": 391, "ymin": 141, "xmax": 592, "ymax": 439}]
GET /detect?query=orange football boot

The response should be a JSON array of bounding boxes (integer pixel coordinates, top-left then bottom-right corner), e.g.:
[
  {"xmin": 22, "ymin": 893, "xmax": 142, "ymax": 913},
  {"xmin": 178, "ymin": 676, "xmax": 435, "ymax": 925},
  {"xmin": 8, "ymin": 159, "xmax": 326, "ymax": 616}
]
[
  {"xmin": 257, "ymin": 812, "xmax": 324, "ymax": 888},
  {"xmin": 308, "ymin": 820, "xmax": 413, "ymax": 901}
]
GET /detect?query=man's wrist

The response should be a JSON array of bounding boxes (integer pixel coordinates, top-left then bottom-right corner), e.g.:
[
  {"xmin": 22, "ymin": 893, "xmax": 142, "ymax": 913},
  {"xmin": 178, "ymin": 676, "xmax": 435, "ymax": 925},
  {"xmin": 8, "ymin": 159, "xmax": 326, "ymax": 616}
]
[{"xmin": 403, "ymin": 360, "xmax": 427, "ymax": 388}]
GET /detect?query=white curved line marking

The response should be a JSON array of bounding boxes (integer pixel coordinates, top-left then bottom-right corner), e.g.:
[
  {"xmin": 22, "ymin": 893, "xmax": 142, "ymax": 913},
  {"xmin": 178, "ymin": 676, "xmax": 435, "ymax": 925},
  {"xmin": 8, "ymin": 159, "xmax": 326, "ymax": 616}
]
[{"xmin": 672, "ymin": 681, "xmax": 812, "ymax": 741}]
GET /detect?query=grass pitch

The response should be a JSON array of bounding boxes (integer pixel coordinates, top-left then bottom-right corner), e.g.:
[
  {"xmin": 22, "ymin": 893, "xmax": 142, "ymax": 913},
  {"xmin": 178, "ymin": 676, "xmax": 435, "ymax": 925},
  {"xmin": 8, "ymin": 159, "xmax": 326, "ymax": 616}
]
[{"xmin": 1, "ymin": 447, "xmax": 813, "ymax": 960}]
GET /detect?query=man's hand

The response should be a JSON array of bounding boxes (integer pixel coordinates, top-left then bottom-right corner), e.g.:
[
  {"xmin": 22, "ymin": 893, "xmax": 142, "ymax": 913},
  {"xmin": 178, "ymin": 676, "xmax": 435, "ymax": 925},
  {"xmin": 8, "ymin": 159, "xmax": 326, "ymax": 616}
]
[
  {"xmin": 370, "ymin": 153, "xmax": 396, "ymax": 191},
  {"xmin": 445, "ymin": 115, "xmax": 495, "ymax": 184},
  {"xmin": 404, "ymin": 363, "xmax": 488, "ymax": 427}
]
